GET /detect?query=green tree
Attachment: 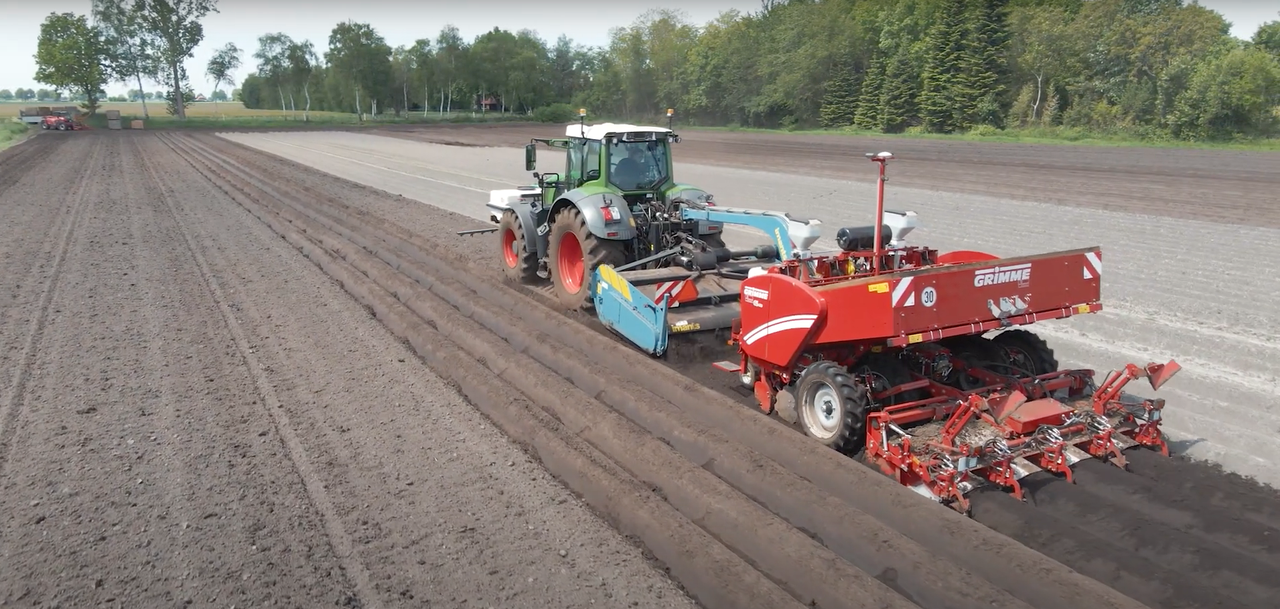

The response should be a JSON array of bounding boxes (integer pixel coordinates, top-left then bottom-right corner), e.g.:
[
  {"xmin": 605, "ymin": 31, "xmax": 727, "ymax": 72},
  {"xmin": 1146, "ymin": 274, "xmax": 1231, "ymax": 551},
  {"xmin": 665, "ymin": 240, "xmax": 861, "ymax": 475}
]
[
  {"xmin": 254, "ymin": 33, "xmax": 293, "ymax": 111},
  {"xmin": 326, "ymin": 21, "xmax": 392, "ymax": 118},
  {"xmin": 1254, "ymin": 16, "xmax": 1280, "ymax": 59},
  {"xmin": 819, "ymin": 61, "xmax": 859, "ymax": 128},
  {"xmin": 918, "ymin": 0, "xmax": 974, "ymax": 132},
  {"xmin": 206, "ymin": 42, "xmax": 241, "ymax": 114},
  {"xmin": 433, "ymin": 25, "xmax": 468, "ymax": 114},
  {"xmin": 854, "ymin": 53, "xmax": 886, "ymax": 129},
  {"xmin": 0, "ymin": 90, "xmax": 12, "ymax": 100},
  {"xmin": 969, "ymin": 0, "xmax": 1013, "ymax": 127},
  {"xmin": 135, "ymin": 0, "xmax": 219, "ymax": 119},
  {"xmin": 1008, "ymin": 4, "xmax": 1076, "ymax": 125},
  {"xmin": 880, "ymin": 45, "xmax": 921, "ymax": 133},
  {"xmin": 162, "ymin": 65, "xmax": 195, "ymax": 116},
  {"xmin": 287, "ymin": 40, "xmax": 318, "ymax": 119},
  {"xmin": 390, "ymin": 44, "xmax": 415, "ymax": 115},
  {"xmin": 238, "ymin": 73, "xmax": 264, "ymax": 108},
  {"xmin": 93, "ymin": 0, "xmax": 159, "ymax": 119},
  {"xmin": 1169, "ymin": 47, "xmax": 1280, "ymax": 139},
  {"xmin": 34, "ymin": 12, "xmax": 109, "ymax": 114}
]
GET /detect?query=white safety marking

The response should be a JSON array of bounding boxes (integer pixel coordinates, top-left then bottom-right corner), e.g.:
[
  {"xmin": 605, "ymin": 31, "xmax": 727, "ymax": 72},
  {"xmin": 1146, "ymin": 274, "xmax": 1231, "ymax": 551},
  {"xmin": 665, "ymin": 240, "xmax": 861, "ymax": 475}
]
[
  {"xmin": 654, "ymin": 280, "xmax": 687, "ymax": 302},
  {"xmin": 742, "ymin": 314, "xmax": 818, "ymax": 345},
  {"xmin": 1085, "ymin": 251, "xmax": 1102, "ymax": 277},
  {"xmin": 892, "ymin": 277, "xmax": 914, "ymax": 307},
  {"xmin": 904, "ymin": 292, "xmax": 916, "ymax": 307},
  {"xmin": 1083, "ymin": 267, "xmax": 1094, "ymax": 280}
]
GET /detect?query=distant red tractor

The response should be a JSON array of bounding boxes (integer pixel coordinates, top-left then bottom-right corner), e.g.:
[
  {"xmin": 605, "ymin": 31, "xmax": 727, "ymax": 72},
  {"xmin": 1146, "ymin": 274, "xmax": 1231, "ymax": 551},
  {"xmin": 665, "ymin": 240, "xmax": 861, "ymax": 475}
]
[{"xmin": 41, "ymin": 112, "xmax": 82, "ymax": 131}]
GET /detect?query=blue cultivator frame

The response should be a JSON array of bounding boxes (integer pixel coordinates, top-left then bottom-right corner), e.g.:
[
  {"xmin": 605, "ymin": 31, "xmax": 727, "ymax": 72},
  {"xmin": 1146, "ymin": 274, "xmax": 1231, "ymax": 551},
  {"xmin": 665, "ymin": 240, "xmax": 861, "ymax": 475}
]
[{"xmin": 589, "ymin": 206, "xmax": 801, "ymax": 357}]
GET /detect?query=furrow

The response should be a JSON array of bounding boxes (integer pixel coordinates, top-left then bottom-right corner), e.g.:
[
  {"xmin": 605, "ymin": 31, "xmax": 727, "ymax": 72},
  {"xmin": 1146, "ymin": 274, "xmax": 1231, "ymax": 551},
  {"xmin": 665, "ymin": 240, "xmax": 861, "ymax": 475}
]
[
  {"xmin": 199, "ymin": 131, "xmax": 1149, "ymax": 609},
  {"xmin": 193, "ymin": 133, "xmax": 1032, "ymax": 609},
  {"xmin": 158, "ymin": 132, "xmax": 806, "ymax": 609},
  {"xmin": 0, "ymin": 135, "xmax": 104, "ymax": 475}
]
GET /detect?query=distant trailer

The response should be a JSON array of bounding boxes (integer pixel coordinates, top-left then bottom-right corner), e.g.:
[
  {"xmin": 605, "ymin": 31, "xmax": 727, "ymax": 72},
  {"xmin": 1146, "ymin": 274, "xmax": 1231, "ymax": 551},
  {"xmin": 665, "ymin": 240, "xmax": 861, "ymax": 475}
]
[{"xmin": 17, "ymin": 106, "xmax": 79, "ymax": 124}]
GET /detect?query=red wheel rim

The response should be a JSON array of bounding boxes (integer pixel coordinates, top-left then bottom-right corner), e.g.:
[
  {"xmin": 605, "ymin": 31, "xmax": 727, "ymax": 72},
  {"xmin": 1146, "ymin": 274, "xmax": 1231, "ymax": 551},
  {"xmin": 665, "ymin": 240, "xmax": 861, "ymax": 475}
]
[
  {"xmin": 502, "ymin": 228, "xmax": 518, "ymax": 268},
  {"xmin": 557, "ymin": 231, "xmax": 585, "ymax": 293}
]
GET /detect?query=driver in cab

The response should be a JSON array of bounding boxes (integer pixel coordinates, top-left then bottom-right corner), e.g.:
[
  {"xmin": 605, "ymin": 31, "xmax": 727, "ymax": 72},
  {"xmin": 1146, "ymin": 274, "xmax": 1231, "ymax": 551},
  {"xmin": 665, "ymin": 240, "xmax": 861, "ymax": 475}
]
[{"xmin": 611, "ymin": 144, "xmax": 651, "ymax": 188}]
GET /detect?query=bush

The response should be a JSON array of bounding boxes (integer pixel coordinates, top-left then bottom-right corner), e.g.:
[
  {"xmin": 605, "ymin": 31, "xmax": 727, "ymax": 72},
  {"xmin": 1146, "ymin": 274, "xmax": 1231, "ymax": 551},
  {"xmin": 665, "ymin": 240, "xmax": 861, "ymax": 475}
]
[
  {"xmin": 967, "ymin": 124, "xmax": 1001, "ymax": 137},
  {"xmin": 533, "ymin": 103, "xmax": 577, "ymax": 123}
]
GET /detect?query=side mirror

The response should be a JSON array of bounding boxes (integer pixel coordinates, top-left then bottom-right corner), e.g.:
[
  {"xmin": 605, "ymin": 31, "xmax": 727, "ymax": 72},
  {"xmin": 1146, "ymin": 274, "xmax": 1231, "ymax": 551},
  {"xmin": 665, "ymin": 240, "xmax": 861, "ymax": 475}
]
[
  {"xmin": 584, "ymin": 169, "xmax": 600, "ymax": 181},
  {"xmin": 539, "ymin": 172, "xmax": 561, "ymax": 187},
  {"xmin": 525, "ymin": 143, "xmax": 537, "ymax": 172}
]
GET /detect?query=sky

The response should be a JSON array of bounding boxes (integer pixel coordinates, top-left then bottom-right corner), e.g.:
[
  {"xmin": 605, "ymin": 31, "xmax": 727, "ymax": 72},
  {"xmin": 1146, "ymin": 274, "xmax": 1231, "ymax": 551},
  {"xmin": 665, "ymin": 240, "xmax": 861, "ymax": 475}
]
[{"xmin": 1, "ymin": 0, "xmax": 1275, "ymax": 97}]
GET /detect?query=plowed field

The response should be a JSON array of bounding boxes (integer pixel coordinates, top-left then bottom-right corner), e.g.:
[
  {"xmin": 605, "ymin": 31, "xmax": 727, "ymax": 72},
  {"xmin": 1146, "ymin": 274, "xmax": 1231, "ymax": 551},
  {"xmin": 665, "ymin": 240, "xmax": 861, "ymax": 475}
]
[{"xmin": 2, "ymin": 128, "xmax": 1278, "ymax": 609}]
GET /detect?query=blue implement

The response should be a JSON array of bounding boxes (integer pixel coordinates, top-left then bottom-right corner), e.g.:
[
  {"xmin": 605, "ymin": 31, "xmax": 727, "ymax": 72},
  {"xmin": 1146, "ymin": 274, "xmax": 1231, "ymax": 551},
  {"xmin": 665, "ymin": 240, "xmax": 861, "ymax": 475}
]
[{"xmin": 592, "ymin": 264, "xmax": 671, "ymax": 356}]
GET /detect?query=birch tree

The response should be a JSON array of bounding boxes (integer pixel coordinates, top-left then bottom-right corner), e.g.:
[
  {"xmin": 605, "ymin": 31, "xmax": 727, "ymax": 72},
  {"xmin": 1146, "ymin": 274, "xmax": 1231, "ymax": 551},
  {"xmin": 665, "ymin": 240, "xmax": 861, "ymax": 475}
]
[
  {"xmin": 206, "ymin": 42, "xmax": 240, "ymax": 115},
  {"xmin": 135, "ymin": 0, "xmax": 219, "ymax": 120}
]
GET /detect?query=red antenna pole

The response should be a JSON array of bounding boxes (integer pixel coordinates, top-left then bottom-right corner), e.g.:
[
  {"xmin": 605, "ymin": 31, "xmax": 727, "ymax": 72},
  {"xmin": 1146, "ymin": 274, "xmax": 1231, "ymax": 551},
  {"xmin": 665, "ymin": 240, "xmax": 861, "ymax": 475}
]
[{"xmin": 869, "ymin": 152, "xmax": 893, "ymax": 275}]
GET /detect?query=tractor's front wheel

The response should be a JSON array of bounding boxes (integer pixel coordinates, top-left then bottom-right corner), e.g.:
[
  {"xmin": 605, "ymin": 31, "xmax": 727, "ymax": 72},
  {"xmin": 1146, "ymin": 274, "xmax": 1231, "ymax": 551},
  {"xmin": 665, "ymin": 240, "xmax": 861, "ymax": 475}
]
[
  {"xmin": 498, "ymin": 210, "xmax": 539, "ymax": 284},
  {"xmin": 796, "ymin": 361, "xmax": 871, "ymax": 454},
  {"xmin": 548, "ymin": 206, "xmax": 625, "ymax": 310}
]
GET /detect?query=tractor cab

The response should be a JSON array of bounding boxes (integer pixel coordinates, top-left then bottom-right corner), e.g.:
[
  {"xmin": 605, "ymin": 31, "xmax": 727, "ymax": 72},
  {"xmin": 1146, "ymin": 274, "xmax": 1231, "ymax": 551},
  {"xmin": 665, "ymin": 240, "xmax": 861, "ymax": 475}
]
[{"xmin": 523, "ymin": 122, "xmax": 678, "ymax": 207}]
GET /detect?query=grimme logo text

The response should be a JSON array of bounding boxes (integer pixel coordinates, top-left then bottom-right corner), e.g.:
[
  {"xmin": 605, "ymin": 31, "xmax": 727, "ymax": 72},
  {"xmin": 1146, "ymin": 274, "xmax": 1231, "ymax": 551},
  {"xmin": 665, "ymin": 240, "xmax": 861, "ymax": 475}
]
[{"xmin": 974, "ymin": 263, "xmax": 1031, "ymax": 287}]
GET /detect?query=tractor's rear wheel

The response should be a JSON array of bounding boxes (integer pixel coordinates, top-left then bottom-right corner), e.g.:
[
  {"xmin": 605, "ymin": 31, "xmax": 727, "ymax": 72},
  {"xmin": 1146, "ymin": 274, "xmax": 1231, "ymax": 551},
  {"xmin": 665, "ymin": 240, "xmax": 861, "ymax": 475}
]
[
  {"xmin": 498, "ymin": 210, "xmax": 539, "ymax": 284},
  {"xmin": 992, "ymin": 329, "xmax": 1058, "ymax": 377},
  {"xmin": 548, "ymin": 206, "xmax": 625, "ymax": 310},
  {"xmin": 796, "ymin": 361, "xmax": 870, "ymax": 454}
]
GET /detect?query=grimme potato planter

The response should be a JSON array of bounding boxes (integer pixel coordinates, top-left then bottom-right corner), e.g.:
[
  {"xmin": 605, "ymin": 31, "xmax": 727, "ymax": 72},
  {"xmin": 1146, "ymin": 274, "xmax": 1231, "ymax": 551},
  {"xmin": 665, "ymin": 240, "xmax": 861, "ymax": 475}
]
[{"xmin": 586, "ymin": 151, "xmax": 1179, "ymax": 513}]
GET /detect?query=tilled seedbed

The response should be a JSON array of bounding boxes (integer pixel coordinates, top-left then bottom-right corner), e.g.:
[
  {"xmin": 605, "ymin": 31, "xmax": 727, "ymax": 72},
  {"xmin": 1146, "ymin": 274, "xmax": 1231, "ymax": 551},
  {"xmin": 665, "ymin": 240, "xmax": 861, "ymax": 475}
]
[
  {"xmin": 159, "ymin": 131, "xmax": 1176, "ymax": 609},
  {"xmin": 0, "ymin": 132, "xmax": 706, "ymax": 608},
  {"xmin": 182, "ymin": 130, "xmax": 1280, "ymax": 609},
  {"xmin": 373, "ymin": 122, "xmax": 1280, "ymax": 229}
]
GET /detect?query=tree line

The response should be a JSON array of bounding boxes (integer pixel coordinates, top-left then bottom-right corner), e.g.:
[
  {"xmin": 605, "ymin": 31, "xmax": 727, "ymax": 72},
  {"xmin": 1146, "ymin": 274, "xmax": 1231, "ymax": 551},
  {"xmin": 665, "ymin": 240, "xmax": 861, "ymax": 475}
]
[
  {"xmin": 0, "ymin": 89, "xmax": 214, "ymax": 103},
  {"xmin": 28, "ymin": 0, "xmax": 1280, "ymax": 140},
  {"xmin": 239, "ymin": 0, "xmax": 1280, "ymax": 140}
]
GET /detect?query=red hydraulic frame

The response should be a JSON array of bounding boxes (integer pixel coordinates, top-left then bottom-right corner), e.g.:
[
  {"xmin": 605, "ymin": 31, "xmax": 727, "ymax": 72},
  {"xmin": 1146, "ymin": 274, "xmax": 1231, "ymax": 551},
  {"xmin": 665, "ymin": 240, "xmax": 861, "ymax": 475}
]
[{"xmin": 715, "ymin": 151, "xmax": 1180, "ymax": 513}]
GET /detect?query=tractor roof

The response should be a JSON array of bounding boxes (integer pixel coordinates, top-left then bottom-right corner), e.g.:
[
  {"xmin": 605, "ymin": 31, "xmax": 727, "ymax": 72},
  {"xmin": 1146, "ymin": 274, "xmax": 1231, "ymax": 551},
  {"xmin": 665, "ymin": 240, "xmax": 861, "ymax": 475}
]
[{"xmin": 565, "ymin": 122, "xmax": 673, "ymax": 141}]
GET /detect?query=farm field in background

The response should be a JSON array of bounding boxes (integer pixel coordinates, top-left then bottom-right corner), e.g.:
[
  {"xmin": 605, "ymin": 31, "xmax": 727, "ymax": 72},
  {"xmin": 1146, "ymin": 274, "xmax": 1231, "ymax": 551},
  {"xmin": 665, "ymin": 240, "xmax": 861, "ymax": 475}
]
[{"xmin": 0, "ymin": 100, "xmax": 351, "ymax": 119}]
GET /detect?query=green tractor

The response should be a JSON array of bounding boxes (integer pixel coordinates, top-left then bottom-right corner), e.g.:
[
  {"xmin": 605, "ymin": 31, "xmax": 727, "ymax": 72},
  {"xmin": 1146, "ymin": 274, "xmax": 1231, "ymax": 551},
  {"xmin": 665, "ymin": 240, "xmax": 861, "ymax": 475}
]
[{"xmin": 482, "ymin": 112, "xmax": 727, "ymax": 310}]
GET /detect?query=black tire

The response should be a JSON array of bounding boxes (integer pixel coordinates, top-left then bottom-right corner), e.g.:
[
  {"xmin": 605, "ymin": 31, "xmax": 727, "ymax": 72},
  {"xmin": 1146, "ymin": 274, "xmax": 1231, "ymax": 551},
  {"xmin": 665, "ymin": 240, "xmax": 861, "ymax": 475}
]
[
  {"xmin": 851, "ymin": 350, "xmax": 929, "ymax": 407},
  {"xmin": 940, "ymin": 335, "xmax": 1010, "ymax": 389},
  {"xmin": 548, "ymin": 205, "xmax": 625, "ymax": 310},
  {"xmin": 498, "ymin": 210, "xmax": 539, "ymax": 284},
  {"xmin": 795, "ymin": 361, "xmax": 871, "ymax": 454},
  {"xmin": 992, "ymin": 329, "xmax": 1059, "ymax": 377}
]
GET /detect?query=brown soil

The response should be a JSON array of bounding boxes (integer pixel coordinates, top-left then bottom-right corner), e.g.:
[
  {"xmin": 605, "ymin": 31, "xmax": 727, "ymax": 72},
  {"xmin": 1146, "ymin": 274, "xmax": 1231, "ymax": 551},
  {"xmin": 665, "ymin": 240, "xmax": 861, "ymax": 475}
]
[
  {"xmin": 374, "ymin": 121, "xmax": 1280, "ymax": 228},
  {"xmin": 203, "ymin": 124, "xmax": 1280, "ymax": 609},
  {"xmin": 7, "ymin": 126, "xmax": 1278, "ymax": 609},
  {"xmin": 157, "ymin": 130, "xmax": 1142, "ymax": 609},
  {"xmin": 0, "ymin": 132, "xmax": 700, "ymax": 608}
]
